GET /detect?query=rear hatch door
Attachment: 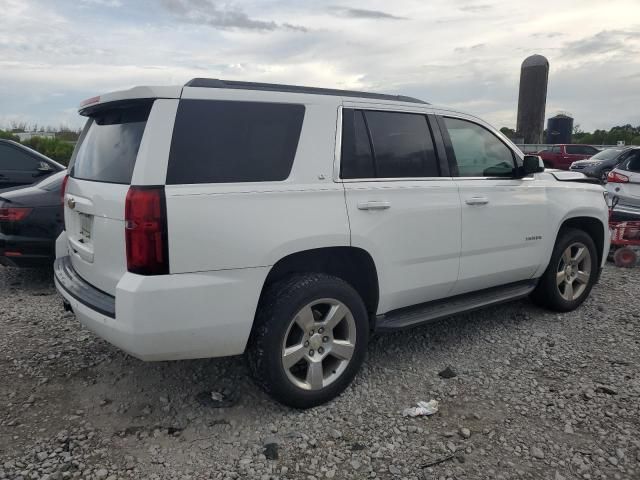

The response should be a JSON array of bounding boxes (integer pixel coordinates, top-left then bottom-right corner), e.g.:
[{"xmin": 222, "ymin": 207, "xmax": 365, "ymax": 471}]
[{"xmin": 65, "ymin": 101, "xmax": 153, "ymax": 296}]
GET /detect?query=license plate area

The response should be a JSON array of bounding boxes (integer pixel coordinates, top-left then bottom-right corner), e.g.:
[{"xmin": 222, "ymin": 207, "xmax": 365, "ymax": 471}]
[{"xmin": 78, "ymin": 212, "xmax": 93, "ymax": 244}]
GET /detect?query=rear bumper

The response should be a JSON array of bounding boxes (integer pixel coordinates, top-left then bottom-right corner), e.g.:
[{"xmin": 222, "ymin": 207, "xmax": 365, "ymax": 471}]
[
  {"xmin": 0, "ymin": 233, "xmax": 55, "ymax": 268},
  {"xmin": 54, "ymin": 255, "xmax": 269, "ymax": 361}
]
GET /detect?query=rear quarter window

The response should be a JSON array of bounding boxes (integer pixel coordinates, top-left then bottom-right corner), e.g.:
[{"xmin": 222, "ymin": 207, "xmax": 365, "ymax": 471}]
[
  {"xmin": 167, "ymin": 100, "xmax": 305, "ymax": 184},
  {"xmin": 71, "ymin": 101, "xmax": 152, "ymax": 184}
]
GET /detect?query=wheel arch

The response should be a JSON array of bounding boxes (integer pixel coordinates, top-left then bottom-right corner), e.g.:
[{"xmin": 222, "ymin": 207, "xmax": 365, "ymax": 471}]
[
  {"xmin": 259, "ymin": 246, "xmax": 380, "ymax": 324},
  {"xmin": 558, "ymin": 216, "xmax": 607, "ymax": 267}
]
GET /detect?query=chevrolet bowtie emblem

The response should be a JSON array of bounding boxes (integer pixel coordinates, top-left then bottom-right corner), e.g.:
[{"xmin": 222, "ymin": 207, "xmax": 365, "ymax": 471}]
[{"xmin": 67, "ymin": 197, "xmax": 76, "ymax": 210}]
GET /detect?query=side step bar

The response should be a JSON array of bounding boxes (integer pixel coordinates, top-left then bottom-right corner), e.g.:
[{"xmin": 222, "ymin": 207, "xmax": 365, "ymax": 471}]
[{"xmin": 375, "ymin": 280, "xmax": 537, "ymax": 332}]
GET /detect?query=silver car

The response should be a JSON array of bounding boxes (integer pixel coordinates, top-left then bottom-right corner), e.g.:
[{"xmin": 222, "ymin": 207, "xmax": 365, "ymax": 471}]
[{"xmin": 607, "ymin": 149, "xmax": 640, "ymax": 218}]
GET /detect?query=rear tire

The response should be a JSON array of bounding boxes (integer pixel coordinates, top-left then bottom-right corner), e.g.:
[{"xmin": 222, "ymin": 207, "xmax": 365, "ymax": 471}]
[
  {"xmin": 247, "ymin": 273, "xmax": 369, "ymax": 409},
  {"xmin": 531, "ymin": 228, "xmax": 598, "ymax": 312}
]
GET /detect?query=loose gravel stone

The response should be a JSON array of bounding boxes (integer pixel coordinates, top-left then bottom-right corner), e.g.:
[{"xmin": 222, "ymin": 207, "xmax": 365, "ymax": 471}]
[{"xmin": 1, "ymin": 264, "xmax": 639, "ymax": 480}]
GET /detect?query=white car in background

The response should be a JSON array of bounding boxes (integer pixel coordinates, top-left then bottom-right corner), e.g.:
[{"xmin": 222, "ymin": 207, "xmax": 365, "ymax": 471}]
[
  {"xmin": 607, "ymin": 150, "xmax": 640, "ymax": 218},
  {"xmin": 54, "ymin": 79, "xmax": 610, "ymax": 408}
]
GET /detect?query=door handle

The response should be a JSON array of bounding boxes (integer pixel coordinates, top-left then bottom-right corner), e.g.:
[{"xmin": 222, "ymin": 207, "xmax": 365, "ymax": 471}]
[
  {"xmin": 465, "ymin": 197, "xmax": 489, "ymax": 206},
  {"xmin": 357, "ymin": 201, "xmax": 391, "ymax": 211}
]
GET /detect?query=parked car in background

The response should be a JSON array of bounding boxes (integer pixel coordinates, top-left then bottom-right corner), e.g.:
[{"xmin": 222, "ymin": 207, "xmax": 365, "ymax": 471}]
[
  {"xmin": 0, "ymin": 170, "xmax": 65, "ymax": 267},
  {"xmin": 0, "ymin": 139, "xmax": 65, "ymax": 190},
  {"xmin": 537, "ymin": 144, "xmax": 600, "ymax": 170},
  {"xmin": 570, "ymin": 147, "xmax": 638, "ymax": 183},
  {"xmin": 607, "ymin": 149, "xmax": 640, "ymax": 219}
]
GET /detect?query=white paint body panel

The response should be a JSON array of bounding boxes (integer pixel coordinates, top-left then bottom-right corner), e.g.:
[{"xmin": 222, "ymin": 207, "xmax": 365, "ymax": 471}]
[
  {"xmin": 453, "ymin": 177, "xmax": 549, "ymax": 295},
  {"xmin": 55, "ymin": 266, "xmax": 268, "ymax": 360},
  {"xmin": 54, "ymin": 83, "xmax": 610, "ymax": 361},
  {"xmin": 344, "ymin": 179, "xmax": 461, "ymax": 312}
]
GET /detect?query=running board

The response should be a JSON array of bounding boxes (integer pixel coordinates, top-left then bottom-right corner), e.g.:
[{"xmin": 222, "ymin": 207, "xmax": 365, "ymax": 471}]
[{"xmin": 375, "ymin": 280, "xmax": 537, "ymax": 332}]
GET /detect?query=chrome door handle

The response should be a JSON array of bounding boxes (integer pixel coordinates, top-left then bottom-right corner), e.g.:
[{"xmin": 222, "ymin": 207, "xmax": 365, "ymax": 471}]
[
  {"xmin": 465, "ymin": 197, "xmax": 489, "ymax": 206},
  {"xmin": 357, "ymin": 201, "xmax": 391, "ymax": 211}
]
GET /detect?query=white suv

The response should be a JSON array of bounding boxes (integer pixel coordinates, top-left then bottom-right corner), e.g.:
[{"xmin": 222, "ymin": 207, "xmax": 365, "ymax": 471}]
[{"xmin": 54, "ymin": 79, "xmax": 610, "ymax": 408}]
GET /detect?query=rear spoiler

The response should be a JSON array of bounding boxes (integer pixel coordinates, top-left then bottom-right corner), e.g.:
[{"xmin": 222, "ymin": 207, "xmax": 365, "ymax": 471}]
[
  {"xmin": 78, "ymin": 85, "xmax": 182, "ymax": 116},
  {"xmin": 548, "ymin": 171, "xmax": 601, "ymax": 185}
]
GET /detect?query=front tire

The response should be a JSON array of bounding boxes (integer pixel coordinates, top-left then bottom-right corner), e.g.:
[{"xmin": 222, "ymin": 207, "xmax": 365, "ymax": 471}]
[
  {"xmin": 531, "ymin": 228, "xmax": 599, "ymax": 312},
  {"xmin": 247, "ymin": 273, "xmax": 369, "ymax": 408}
]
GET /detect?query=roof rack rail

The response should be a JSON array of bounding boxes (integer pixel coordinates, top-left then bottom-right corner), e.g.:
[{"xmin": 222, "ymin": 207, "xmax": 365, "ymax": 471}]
[{"xmin": 184, "ymin": 78, "xmax": 428, "ymax": 104}]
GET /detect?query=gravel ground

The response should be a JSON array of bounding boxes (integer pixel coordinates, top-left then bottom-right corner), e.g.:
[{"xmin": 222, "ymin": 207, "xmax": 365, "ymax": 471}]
[{"xmin": 0, "ymin": 264, "xmax": 638, "ymax": 480}]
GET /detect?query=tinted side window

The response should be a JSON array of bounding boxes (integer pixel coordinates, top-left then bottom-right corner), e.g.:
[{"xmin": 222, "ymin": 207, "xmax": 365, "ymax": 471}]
[
  {"xmin": 551, "ymin": 146, "xmax": 561, "ymax": 153},
  {"xmin": 566, "ymin": 145, "xmax": 587, "ymax": 155},
  {"xmin": 443, "ymin": 117, "xmax": 515, "ymax": 177},
  {"xmin": 364, "ymin": 111, "xmax": 439, "ymax": 178},
  {"xmin": 167, "ymin": 100, "xmax": 305, "ymax": 184},
  {"xmin": 0, "ymin": 144, "xmax": 40, "ymax": 171},
  {"xmin": 585, "ymin": 146, "xmax": 599, "ymax": 154},
  {"xmin": 625, "ymin": 151, "xmax": 640, "ymax": 172},
  {"xmin": 341, "ymin": 109, "xmax": 375, "ymax": 179}
]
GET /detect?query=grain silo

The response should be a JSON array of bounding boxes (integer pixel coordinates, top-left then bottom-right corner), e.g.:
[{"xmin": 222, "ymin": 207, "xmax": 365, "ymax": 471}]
[
  {"xmin": 516, "ymin": 55, "xmax": 549, "ymax": 144},
  {"xmin": 546, "ymin": 113, "xmax": 574, "ymax": 144}
]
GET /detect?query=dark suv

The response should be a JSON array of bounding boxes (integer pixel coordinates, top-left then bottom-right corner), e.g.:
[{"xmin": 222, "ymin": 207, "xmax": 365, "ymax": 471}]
[{"xmin": 0, "ymin": 139, "xmax": 65, "ymax": 191}]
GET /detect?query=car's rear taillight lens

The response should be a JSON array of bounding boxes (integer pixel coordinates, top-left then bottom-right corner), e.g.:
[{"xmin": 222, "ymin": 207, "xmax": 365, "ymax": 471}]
[
  {"xmin": 61, "ymin": 174, "xmax": 69, "ymax": 203},
  {"xmin": 0, "ymin": 208, "xmax": 32, "ymax": 222},
  {"xmin": 125, "ymin": 186, "xmax": 169, "ymax": 275},
  {"xmin": 608, "ymin": 171, "xmax": 629, "ymax": 183}
]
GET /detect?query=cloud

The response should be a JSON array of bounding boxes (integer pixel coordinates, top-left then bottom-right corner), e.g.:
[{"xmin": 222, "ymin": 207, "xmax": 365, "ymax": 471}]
[
  {"xmin": 454, "ymin": 43, "xmax": 486, "ymax": 53},
  {"xmin": 79, "ymin": 0, "xmax": 122, "ymax": 6},
  {"xmin": 561, "ymin": 28, "xmax": 640, "ymax": 58},
  {"xmin": 459, "ymin": 4, "xmax": 492, "ymax": 13},
  {"xmin": 159, "ymin": 0, "xmax": 307, "ymax": 31},
  {"xmin": 1, "ymin": 0, "xmax": 640, "ymax": 132},
  {"xmin": 329, "ymin": 7, "xmax": 406, "ymax": 20}
]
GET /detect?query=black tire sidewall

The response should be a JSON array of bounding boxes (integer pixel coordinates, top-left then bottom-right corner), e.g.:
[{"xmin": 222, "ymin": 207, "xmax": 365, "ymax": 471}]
[
  {"xmin": 249, "ymin": 274, "xmax": 369, "ymax": 409},
  {"xmin": 540, "ymin": 228, "xmax": 599, "ymax": 311}
]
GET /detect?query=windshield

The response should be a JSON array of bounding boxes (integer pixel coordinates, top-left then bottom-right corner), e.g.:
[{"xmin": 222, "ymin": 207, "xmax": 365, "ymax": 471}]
[{"xmin": 590, "ymin": 148, "xmax": 626, "ymax": 161}]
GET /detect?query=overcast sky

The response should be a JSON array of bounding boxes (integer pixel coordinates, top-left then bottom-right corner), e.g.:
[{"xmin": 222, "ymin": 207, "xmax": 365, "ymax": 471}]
[{"xmin": 1, "ymin": 0, "xmax": 639, "ymax": 131}]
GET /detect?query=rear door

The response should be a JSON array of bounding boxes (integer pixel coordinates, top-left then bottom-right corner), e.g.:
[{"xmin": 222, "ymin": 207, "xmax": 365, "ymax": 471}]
[
  {"xmin": 0, "ymin": 143, "xmax": 46, "ymax": 189},
  {"xmin": 340, "ymin": 106, "xmax": 461, "ymax": 314},
  {"xmin": 438, "ymin": 115, "xmax": 548, "ymax": 295},
  {"xmin": 64, "ymin": 99, "xmax": 171, "ymax": 295},
  {"xmin": 542, "ymin": 145, "xmax": 562, "ymax": 168}
]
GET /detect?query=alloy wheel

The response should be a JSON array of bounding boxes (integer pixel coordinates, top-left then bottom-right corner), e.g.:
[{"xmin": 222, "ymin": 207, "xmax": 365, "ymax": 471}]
[
  {"xmin": 281, "ymin": 299, "xmax": 357, "ymax": 391},
  {"xmin": 556, "ymin": 242, "xmax": 592, "ymax": 301}
]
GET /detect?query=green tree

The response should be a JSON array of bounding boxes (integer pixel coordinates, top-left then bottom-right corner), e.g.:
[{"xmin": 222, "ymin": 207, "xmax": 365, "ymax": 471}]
[
  {"xmin": 22, "ymin": 136, "xmax": 74, "ymax": 165},
  {"xmin": 500, "ymin": 127, "xmax": 516, "ymax": 138},
  {"xmin": 0, "ymin": 129, "xmax": 20, "ymax": 141}
]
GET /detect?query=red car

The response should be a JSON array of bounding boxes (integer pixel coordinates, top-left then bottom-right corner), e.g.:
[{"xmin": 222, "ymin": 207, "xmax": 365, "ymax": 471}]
[{"xmin": 537, "ymin": 144, "xmax": 600, "ymax": 170}]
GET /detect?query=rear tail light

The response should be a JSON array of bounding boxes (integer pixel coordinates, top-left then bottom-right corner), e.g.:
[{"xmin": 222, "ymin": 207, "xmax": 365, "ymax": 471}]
[
  {"xmin": 608, "ymin": 171, "xmax": 629, "ymax": 183},
  {"xmin": 61, "ymin": 174, "xmax": 69, "ymax": 203},
  {"xmin": 0, "ymin": 208, "xmax": 32, "ymax": 222},
  {"xmin": 125, "ymin": 186, "xmax": 169, "ymax": 275}
]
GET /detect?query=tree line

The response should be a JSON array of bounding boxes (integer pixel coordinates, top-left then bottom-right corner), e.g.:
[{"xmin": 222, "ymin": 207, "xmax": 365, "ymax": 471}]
[
  {"xmin": 0, "ymin": 124, "xmax": 82, "ymax": 165},
  {"xmin": 500, "ymin": 124, "xmax": 640, "ymax": 146}
]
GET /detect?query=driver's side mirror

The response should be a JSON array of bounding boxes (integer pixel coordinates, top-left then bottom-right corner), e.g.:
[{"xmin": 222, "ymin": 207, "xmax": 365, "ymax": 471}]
[
  {"xmin": 522, "ymin": 155, "xmax": 545, "ymax": 175},
  {"xmin": 37, "ymin": 161, "xmax": 54, "ymax": 173}
]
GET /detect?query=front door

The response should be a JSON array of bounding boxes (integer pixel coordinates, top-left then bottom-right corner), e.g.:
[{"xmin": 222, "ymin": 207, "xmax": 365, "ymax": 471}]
[
  {"xmin": 0, "ymin": 143, "xmax": 45, "ymax": 189},
  {"xmin": 340, "ymin": 107, "xmax": 461, "ymax": 314},
  {"xmin": 438, "ymin": 115, "xmax": 548, "ymax": 295}
]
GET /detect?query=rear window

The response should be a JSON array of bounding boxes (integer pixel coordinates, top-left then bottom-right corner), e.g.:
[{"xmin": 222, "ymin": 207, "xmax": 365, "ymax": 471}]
[
  {"xmin": 167, "ymin": 100, "xmax": 305, "ymax": 184},
  {"xmin": 71, "ymin": 101, "xmax": 152, "ymax": 184},
  {"xmin": 341, "ymin": 109, "xmax": 440, "ymax": 179}
]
